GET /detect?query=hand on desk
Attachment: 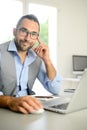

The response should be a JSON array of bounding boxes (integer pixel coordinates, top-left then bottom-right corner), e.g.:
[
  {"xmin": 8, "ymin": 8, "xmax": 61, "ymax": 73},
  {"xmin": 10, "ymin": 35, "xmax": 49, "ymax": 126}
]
[{"xmin": 0, "ymin": 95, "xmax": 43, "ymax": 114}]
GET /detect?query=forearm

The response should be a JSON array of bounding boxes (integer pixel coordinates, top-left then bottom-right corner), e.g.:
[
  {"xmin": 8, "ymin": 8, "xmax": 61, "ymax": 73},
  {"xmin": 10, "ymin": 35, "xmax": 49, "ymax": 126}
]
[
  {"xmin": 43, "ymin": 72, "xmax": 62, "ymax": 95},
  {"xmin": 45, "ymin": 59, "xmax": 56, "ymax": 80},
  {"xmin": 0, "ymin": 95, "xmax": 13, "ymax": 108}
]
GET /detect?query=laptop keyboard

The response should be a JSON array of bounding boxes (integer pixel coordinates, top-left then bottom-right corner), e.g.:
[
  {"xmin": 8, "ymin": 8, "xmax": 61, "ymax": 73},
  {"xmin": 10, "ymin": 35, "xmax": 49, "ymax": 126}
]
[{"xmin": 51, "ymin": 103, "xmax": 69, "ymax": 110}]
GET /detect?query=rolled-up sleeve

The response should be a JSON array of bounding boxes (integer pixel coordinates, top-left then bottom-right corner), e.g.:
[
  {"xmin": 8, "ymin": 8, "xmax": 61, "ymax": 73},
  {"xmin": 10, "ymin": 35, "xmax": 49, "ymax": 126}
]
[
  {"xmin": 37, "ymin": 61, "xmax": 63, "ymax": 95},
  {"xmin": 0, "ymin": 52, "xmax": 3, "ymax": 95},
  {"xmin": 44, "ymin": 73, "xmax": 63, "ymax": 95}
]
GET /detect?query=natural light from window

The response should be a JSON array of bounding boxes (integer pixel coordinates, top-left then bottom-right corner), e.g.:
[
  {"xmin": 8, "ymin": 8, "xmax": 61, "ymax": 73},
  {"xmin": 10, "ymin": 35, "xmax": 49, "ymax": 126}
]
[
  {"xmin": 28, "ymin": 3, "xmax": 57, "ymax": 68},
  {"xmin": 0, "ymin": 0, "xmax": 23, "ymax": 43}
]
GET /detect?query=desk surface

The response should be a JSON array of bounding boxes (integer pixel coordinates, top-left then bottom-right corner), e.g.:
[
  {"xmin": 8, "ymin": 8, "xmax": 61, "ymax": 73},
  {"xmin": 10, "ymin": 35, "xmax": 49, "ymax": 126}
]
[{"xmin": 0, "ymin": 108, "xmax": 87, "ymax": 130}]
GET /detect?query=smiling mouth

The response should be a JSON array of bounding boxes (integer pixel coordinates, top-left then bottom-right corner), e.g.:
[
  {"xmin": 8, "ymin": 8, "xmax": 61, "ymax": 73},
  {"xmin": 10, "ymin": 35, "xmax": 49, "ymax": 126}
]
[
  {"xmin": 21, "ymin": 40, "xmax": 28, "ymax": 44},
  {"xmin": 21, "ymin": 41, "xmax": 35, "ymax": 49}
]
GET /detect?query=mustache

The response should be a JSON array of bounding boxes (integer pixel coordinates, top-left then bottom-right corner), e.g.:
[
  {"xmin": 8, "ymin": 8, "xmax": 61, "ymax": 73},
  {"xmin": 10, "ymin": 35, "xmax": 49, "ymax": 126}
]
[
  {"xmin": 20, "ymin": 39, "xmax": 34, "ymax": 48},
  {"xmin": 21, "ymin": 39, "xmax": 29, "ymax": 43}
]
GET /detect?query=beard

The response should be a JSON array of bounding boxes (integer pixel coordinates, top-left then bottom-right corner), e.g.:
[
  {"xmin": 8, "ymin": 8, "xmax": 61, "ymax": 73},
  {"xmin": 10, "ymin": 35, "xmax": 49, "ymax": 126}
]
[{"xmin": 14, "ymin": 39, "xmax": 34, "ymax": 52}]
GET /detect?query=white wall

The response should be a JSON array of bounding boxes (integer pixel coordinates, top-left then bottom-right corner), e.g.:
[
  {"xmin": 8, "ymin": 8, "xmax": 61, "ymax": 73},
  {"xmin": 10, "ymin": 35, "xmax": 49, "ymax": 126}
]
[{"xmin": 57, "ymin": 0, "xmax": 87, "ymax": 78}]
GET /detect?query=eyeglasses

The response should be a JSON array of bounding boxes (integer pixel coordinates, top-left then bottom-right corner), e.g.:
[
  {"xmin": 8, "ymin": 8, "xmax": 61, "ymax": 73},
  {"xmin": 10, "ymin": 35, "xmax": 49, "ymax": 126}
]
[{"xmin": 16, "ymin": 27, "xmax": 39, "ymax": 40}]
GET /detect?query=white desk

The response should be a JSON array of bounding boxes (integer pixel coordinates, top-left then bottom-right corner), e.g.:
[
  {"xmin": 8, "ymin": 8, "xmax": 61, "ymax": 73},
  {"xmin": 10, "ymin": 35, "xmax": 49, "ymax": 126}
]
[
  {"xmin": 61, "ymin": 77, "xmax": 80, "ymax": 92},
  {"xmin": 64, "ymin": 77, "xmax": 80, "ymax": 82},
  {"xmin": 0, "ymin": 108, "xmax": 87, "ymax": 130}
]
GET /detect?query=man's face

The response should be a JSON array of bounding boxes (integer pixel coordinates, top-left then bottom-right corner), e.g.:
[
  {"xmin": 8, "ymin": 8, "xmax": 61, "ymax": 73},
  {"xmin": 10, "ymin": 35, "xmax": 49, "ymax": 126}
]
[{"xmin": 13, "ymin": 19, "xmax": 39, "ymax": 52}]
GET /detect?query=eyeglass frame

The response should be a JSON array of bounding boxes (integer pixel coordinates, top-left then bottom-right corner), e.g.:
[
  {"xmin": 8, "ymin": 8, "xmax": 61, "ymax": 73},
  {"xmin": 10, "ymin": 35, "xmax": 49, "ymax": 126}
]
[{"xmin": 16, "ymin": 27, "xmax": 39, "ymax": 40}]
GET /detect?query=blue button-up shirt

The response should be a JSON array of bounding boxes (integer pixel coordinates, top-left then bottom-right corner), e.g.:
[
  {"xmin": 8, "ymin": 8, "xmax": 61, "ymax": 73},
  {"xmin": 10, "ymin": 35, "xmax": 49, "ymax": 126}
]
[{"xmin": 0, "ymin": 40, "xmax": 62, "ymax": 96}]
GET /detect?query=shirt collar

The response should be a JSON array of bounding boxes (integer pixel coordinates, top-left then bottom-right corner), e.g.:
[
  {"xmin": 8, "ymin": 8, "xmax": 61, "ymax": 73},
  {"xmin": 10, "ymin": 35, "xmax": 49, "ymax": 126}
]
[
  {"xmin": 8, "ymin": 40, "xmax": 17, "ymax": 52},
  {"xmin": 8, "ymin": 40, "xmax": 37, "ymax": 58}
]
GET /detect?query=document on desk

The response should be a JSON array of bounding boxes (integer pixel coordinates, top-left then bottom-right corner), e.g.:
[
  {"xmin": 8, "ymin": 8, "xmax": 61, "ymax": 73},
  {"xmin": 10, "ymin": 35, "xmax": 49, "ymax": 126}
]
[{"xmin": 35, "ymin": 95, "xmax": 60, "ymax": 101}]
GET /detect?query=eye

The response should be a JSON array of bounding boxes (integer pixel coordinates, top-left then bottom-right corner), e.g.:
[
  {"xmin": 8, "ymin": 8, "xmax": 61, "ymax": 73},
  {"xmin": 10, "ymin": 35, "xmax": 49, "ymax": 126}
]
[
  {"xmin": 20, "ymin": 28, "xmax": 27, "ymax": 33},
  {"xmin": 31, "ymin": 32, "xmax": 38, "ymax": 36}
]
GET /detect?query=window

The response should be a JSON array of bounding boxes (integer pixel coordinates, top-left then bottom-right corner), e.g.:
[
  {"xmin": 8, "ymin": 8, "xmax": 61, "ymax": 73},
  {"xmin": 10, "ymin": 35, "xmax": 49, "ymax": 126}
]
[
  {"xmin": 0, "ymin": 0, "xmax": 23, "ymax": 43},
  {"xmin": 28, "ymin": 3, "xmax": 57, "ymax": 67}
]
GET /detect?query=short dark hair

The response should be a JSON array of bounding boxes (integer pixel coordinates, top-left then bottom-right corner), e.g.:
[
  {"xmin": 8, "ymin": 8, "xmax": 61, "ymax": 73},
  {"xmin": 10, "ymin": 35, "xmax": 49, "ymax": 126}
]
[{"xmin": 16, "ymin": 14, "xmax": 40, "ymax": 30}]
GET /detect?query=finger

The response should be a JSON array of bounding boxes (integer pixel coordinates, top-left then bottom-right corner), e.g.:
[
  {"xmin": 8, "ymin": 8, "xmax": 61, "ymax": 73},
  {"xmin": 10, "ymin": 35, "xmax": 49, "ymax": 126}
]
[
  {"xmin": 37, "ymin": 37, "xmax": 43, "ymax": 44},
  {"xmin": 32, "ymin": 97, "xmax": 43, "ymax": 108},
  {"xmin": 34, "ymin": 46, "xmax": 42, "ymax": 54},
  {"xmin": 19, "ymin": 101, "xmax": 37, "ymax": 114},
  {"xmin": 27, "ymin": 98, "xmax": 43, "ymax": 110},
  {"xmin": 22, "ymin": 96, "xmax": 43, "ymax": 109},
  {"xmin": 18, "ymin": 106, "xmax": 29, "ymax": 114}
]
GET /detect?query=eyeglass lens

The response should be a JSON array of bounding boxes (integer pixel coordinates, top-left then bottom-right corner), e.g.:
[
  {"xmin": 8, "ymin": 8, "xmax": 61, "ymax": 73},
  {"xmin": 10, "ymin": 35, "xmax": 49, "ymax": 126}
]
[{"xmin": 17, "ymin": 27, "xmax": 39, "ymax": 39}]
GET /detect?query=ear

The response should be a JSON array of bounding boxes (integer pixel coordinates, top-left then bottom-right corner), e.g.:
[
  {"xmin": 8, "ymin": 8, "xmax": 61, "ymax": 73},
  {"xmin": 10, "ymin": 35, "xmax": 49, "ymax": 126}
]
[{"xmin": 13, "ymin": 28, "xmax": 17, "ymax": 36}]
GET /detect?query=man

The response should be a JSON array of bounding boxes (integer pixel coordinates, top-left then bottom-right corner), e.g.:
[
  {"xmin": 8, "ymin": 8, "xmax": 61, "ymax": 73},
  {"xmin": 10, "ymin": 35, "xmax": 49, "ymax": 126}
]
[{"xmin": 0, "ymin": 14, "xmax": 62, "ymax": 114}]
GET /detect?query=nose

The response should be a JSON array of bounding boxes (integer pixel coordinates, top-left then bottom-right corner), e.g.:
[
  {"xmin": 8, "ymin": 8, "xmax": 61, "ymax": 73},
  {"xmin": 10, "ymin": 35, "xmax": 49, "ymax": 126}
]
[{"xmin": 24, "ymin": 33, "xmax": 31, "ymax": 40}]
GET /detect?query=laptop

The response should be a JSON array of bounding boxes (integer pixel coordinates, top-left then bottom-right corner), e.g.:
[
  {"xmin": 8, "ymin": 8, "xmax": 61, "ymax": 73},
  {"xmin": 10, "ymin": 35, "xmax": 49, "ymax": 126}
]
[{"xmin": 41, "ymin": 69, "xmax": 87, "ymax": 114}]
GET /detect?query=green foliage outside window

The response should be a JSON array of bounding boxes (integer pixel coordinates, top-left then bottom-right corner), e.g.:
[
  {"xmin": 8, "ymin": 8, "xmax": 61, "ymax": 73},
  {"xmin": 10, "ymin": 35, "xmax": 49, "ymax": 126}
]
[{"xmin": 40, "ymin": 20, "xmax": 48, "ymax": 45}]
